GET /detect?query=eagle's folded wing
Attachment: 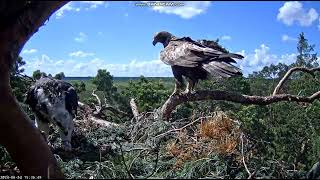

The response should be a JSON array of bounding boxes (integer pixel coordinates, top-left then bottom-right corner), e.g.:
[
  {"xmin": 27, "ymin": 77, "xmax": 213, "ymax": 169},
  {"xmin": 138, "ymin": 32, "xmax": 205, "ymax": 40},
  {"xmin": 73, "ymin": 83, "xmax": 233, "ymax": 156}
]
[
  {"xmin": 160, "ymin": 41, "xmax": 220, "ymax": 67},
  {"xmin": 160, "ymin": 38, "xmax": 244, "ymax": 68}
]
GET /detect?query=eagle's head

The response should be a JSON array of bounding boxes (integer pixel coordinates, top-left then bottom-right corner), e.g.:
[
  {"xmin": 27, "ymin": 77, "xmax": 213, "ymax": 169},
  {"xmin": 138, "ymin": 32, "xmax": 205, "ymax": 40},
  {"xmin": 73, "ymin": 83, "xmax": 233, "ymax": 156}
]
[{"xmin": 153, "ymin": 31, "xmax": 173, "ymax": 47}]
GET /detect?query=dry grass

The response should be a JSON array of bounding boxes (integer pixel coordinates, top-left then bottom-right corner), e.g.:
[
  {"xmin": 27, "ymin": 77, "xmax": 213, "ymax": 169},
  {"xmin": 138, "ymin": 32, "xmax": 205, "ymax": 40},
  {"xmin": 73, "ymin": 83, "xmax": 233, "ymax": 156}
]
[{"xmin": 165, "ymin": 111, "xmax": 242, "ymax": 169}]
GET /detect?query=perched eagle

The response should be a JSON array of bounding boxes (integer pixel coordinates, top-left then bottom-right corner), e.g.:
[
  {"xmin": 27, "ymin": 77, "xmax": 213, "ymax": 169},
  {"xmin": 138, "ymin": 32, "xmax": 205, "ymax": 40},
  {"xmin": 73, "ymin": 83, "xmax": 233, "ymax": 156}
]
[
  {"xmin": 152, "ymin": 31, "xmax": 243, "ymax": 94},
  {"xmin": 25, "ymin": 77, "xmax": 78, "ymax": 151}
]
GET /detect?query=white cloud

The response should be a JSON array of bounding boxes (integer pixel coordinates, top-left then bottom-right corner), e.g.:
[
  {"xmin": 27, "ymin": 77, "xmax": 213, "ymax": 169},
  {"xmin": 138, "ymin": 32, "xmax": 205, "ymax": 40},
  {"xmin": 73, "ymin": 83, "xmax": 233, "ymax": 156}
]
[
  {"xmin": 22, "ymin": 49, "xmax": 38, "ymax": 54},
  {"xmin": 55, "ymin": 2, "xmax": 80, "ymax": 19},
  {"xmin": 69, "ymin": 51, "xmax": 95, "ymax": 58},
  {"xmin": 281, "ymin": 34, "xmax": 298, "ymax": 42},
  {"xmin": 24, "ymin": 55, "xmax": 172, "ymax": 77},
  {"xmin": 55, "ymin": 1, "xmax": 107, "ymax": 19},
  {"xmin": 22, "ymin": 44, "xmax": 300, "ymax": 78},
  {"xmin": 221, "ymin": 35, "xmax": 231, "ymax": 41},
  {"xmin": 318, "ymin": 18, "xmax": 320, "ymax": 30},
  {"xmin": 74, "ymin": 32, "xmax": 87, "ymax": 43},
  {"xmin": 237, "ymin": 44, "xmax": 296, "ymax": 76},
  {"xmin": 124, "ymin": 13, "xmax": 129, "ymax": 17},
  {"xmin": 82, "ymin": 1, "xmax": 108, "ymax": 10},
  {"xmin": 149, "ymin": 1, "xmax": 211, "ymax": 19},
  {"xmin": 105, "ymin": 59, "xmax": 172, "ymax": 77},
  {"xmin": 277, "ymin": 1, "xmax": 318, "ymax": 26},
  {"xmin": 23, "ymin": 49, "xmax": 297, "ymax": 77}
]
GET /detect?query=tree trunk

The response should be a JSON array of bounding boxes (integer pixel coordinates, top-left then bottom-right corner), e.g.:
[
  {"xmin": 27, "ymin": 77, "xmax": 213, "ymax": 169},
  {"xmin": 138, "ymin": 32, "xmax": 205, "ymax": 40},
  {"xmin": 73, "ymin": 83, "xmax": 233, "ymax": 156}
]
[{"xmin": 0, "ymin": 1, "xmax": 68, "ymax": 178}]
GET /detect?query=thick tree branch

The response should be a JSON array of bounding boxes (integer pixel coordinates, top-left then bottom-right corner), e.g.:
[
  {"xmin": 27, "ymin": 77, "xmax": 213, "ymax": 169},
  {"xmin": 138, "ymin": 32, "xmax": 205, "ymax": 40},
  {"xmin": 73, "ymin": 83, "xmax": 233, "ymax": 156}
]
[
  {"xmin": 160, "ymin": 90, "xmax": 320, "ymax": 120},
  {"xmin": 158, "ymin": 66, "xmax": 320, "ymax": 120},
  {"xmin": 273, "ymin": 67, "xmax": 320, "ymax": 95}
]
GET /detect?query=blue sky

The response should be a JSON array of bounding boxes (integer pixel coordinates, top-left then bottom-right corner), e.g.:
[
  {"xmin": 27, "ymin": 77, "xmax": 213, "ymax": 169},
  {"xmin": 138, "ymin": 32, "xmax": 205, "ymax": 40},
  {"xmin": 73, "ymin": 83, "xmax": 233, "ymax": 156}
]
[{"xmin": 20, "ymin": 1, "xmax": 320, "ymax": 77}]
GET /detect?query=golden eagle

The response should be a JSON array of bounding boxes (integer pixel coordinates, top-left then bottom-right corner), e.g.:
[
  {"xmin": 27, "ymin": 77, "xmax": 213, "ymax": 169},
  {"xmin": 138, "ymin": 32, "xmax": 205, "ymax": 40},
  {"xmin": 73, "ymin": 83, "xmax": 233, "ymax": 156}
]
[{"xmin": 152, "ymin": 31, "xmax": 243, "ymax": 94}]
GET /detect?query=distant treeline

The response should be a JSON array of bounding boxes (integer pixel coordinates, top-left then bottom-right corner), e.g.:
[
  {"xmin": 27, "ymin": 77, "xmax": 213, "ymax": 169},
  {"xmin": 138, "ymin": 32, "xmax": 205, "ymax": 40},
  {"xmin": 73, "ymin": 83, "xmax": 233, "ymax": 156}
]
[{"xmin": 64, "ymin": 76, "xmax": 174, "ymax": 82}]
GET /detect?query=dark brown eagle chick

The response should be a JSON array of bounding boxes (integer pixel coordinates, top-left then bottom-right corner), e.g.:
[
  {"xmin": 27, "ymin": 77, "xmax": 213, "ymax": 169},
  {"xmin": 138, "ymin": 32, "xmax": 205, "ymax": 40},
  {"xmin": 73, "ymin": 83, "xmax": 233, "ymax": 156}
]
[{"xmin": 153, "ymin": 31, "xmax": 244, "ymax": 95}]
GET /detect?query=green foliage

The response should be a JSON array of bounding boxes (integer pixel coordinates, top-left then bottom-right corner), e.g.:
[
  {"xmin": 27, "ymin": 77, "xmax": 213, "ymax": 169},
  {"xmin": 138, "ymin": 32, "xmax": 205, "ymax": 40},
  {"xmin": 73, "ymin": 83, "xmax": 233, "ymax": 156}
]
[
  {"xmin": 121, "ymin": 76, "xmax": 171, "ymax": 112},
  {"xmin": 92, "ymin": 69, "xmax": 115, "ymax": 96},
  {"xmin": 10, "ymin": 56, "xmax": 25, "ymax": 76},
  {"xmin": 234, "ymin": 32, "xmax": 320, "ymax": 171},
  {"xmin": 2, "ymin": 32, "xmax": 320, "ymax": 179},
  {"xmin": 0, "ymin": 145, "xmax": 11, "ymax": 164},
  {"xmin": 295, "ymin": 32, "xmax": 318, "ymax": 68},
  {"xmin": 10, "ymin": 56, "xmax": 32, "ymax": 102},
  {"xmin": 32, "ymin": 69, "xmax": 47, "ymax": 80},
  {"xmin": 54, "ymin": 72, "xmax": 65, "ymax": 80},
  {"xmin": 72, "ymin": 81, "xmax": 86, "ymax": 94}
]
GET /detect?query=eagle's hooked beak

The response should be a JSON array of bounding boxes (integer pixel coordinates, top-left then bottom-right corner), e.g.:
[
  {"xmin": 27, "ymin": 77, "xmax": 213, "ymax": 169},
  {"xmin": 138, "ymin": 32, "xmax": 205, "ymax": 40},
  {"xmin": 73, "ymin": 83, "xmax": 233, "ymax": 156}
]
[{"xmin": 152, "ymin": 40, "xmax": 157, "ymax": 46}]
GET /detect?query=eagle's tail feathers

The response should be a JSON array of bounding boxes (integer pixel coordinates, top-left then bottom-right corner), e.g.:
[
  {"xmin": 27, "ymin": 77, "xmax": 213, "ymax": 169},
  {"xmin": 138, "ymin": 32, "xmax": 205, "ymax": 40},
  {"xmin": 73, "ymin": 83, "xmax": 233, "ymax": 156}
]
[
  {"xmin": 202, "ymin": 61, "xmax": 242, "ymax": 78},
  {"xmin": 219, "ymin": 53, "xmax": 244, "ymax": 59}
]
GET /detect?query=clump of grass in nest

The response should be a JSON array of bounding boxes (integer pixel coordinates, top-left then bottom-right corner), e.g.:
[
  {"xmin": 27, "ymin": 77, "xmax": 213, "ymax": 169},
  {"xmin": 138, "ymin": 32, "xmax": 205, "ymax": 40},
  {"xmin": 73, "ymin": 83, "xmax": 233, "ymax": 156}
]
[
  {"xmin": 200, "ymin": 112, "xmax": 241, "ymax": 155},
  {"xmin": 165, "ymin": 111, "xmax": 242, "ymax": 170}
]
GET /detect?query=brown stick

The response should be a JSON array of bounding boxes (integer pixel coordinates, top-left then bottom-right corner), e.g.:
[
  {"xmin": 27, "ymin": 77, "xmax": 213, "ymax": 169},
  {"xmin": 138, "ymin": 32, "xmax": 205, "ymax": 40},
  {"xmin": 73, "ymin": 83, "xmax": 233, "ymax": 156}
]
[{"xmin": 273, "ymin": 67, "xmax": 320, "ymax": 95}]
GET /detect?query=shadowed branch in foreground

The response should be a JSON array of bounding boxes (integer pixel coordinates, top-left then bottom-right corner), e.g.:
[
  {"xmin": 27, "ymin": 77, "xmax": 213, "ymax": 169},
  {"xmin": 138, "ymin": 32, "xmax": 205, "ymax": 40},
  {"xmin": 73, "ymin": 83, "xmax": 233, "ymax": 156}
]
[
  {"xmin": 0, "ymin": 1, "xmax": 68, "ymax": 178},
  {"xmin": 160, "ymin": 66, "xmax": 320, "ymax": 120}
]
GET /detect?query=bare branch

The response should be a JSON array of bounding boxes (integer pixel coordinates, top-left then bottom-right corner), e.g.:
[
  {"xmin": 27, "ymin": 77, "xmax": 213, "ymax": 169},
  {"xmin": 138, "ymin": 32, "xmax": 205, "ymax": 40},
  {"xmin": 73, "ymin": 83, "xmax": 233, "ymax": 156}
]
[
  {"xmin": 130, "ymin": 98, "xmax": 140, "ymax": 123},
  {"xmin": 160, "ymin": 90, "xmax": 320, "ymax": 120},
  {"xmin": 92, "ymin": 89, "xmax": 102, "ymax": 113},
  {"xmin": 273, "ymin": 67, "xmax": 320, "ymax": 95},
  {"xmin": 240, "ymin": 133, "xmax": 253, "ymax": 179},
  {"xmin": 91, "ymin": 90, "xmax": 129, "ymax": 117},
  {"xmin": 101, "ymin": 105, "xmax": 130, "ymax": 117},
  {"xmin": 78, "ymin": 101, "xmax": 120, "ymax": 127}
]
